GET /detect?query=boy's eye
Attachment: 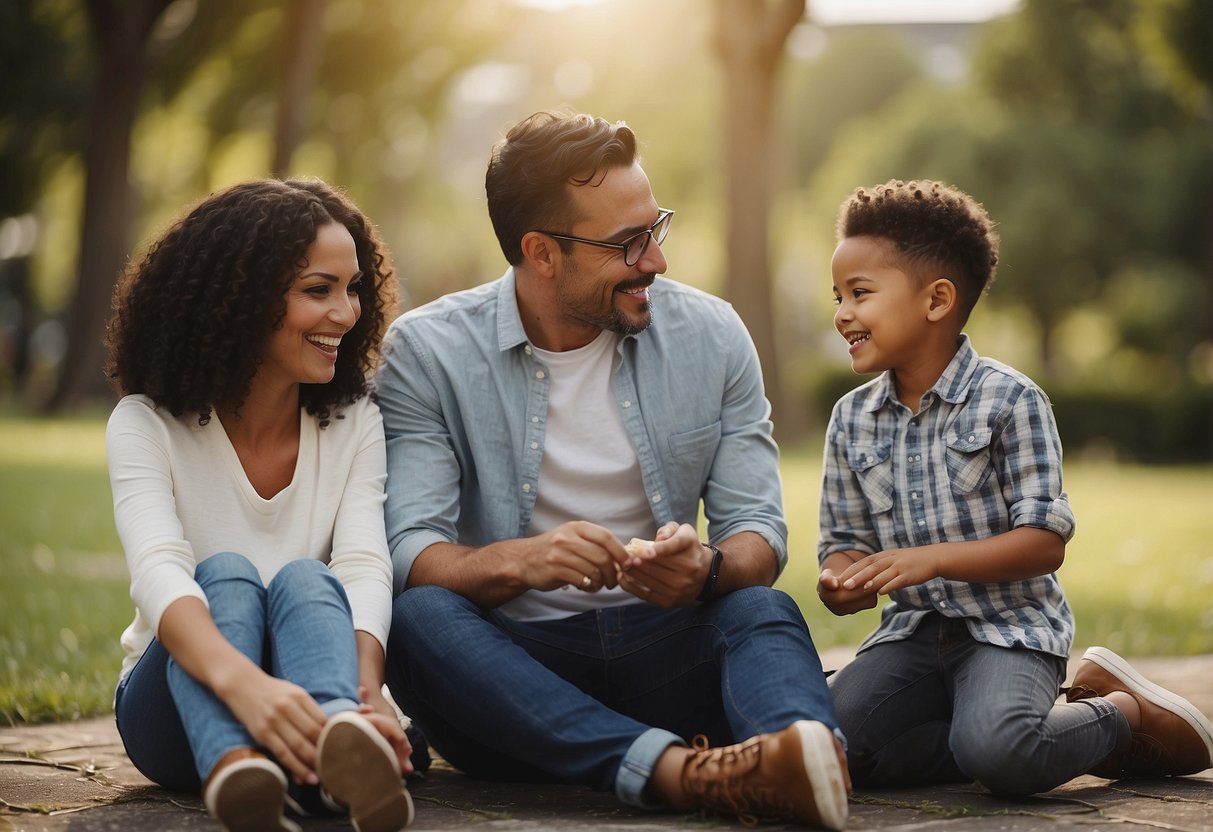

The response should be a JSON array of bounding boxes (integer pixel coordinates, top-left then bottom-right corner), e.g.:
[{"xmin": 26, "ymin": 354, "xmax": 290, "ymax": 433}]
[{"xmin": 831, "ymin": 294, "xmax": 842, "ymax": 306}]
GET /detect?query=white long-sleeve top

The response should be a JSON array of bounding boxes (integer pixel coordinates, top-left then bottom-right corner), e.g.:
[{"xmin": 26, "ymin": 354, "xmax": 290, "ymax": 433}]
[{"xmin": 106, "ymin": 393, "xmax": 393, "ymax": 680}]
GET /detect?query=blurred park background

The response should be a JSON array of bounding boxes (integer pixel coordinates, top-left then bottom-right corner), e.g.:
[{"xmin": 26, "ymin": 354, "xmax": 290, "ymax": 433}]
[{"xmin": 1, "ymin": 0, "xmax": 1211, "ymax": 725}]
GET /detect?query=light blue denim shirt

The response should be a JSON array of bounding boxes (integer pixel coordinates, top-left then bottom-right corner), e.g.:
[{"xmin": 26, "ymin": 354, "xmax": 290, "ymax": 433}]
[{"xmin": 376, "ymin": 269, "xmax": 787, "ymax": 596}]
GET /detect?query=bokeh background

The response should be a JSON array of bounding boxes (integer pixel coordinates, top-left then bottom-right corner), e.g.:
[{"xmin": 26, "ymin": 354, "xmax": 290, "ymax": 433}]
[{"xmin": 1, "ymin": 0, "xmax": 1211, "ymax": 724}]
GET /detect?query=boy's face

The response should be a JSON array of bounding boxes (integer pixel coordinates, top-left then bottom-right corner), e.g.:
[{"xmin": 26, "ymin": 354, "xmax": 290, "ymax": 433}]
[{"xmin": 831, "ymin": 235, "xmax": 935, "ymax": 376}]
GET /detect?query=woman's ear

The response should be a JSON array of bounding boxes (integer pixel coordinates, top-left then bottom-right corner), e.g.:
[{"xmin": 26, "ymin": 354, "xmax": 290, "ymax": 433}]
[
  {"xmin": 926, "ymin": 278, "xmax": 958, "ymax": 322},
  {"xmin": 519, "ymin": 231, "xmax": 558, "ymax": 279}
]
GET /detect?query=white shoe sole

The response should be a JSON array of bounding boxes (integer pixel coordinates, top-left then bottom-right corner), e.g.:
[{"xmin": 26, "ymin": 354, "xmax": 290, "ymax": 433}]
[
  {"xmin": 204, "ymin": 757, "xmax": 301, "ymax": 832},
  {"xmin": 795, "ymin": 720, "xmax": 849, "ymax": 832},
  {"xmin": 1082, "ymin": 647, "xmax": 1213, "ymax": 762},
  {"xmin": 317, "ymin": 712, "xmax": 414, "ymax": 831}
]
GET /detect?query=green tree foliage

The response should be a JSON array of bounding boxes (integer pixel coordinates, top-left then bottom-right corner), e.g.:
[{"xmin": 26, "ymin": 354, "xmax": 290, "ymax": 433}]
[
  {"xmin": 798, "ymin": 0, "xmax": 1211, "ymax": 387},
  {"xmin": 0, "ymin": 1, "xmax": 90, "ymax": 217}
]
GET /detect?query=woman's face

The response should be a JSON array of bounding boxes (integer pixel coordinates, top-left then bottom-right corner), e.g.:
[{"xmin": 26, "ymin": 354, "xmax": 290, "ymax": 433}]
[{"xmin": 259, "ymin": 221, "xmax": 362, "ymax": 392}]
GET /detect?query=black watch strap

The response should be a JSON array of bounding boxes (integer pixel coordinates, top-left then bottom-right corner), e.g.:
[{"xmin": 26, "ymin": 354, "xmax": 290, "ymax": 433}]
[{"xmin": 697, "ymin": 544, "xmax": 724, "ymax": 603}]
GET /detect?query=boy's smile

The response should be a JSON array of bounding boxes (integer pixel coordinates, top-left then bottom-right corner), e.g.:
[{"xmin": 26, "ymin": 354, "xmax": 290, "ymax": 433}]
[{"xmin": 831, "ymin": 235, "xmax": 933, "ymax": 376}]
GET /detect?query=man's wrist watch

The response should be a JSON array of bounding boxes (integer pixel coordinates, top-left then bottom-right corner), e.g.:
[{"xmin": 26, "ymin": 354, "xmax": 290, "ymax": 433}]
[{"xmin": 697, "ymin": 544, "xmax": 724, "ymax": 603}]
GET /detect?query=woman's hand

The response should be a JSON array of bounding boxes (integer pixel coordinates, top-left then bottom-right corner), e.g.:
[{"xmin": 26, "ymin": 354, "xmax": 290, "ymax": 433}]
[
  {"xmin": 358, "ymin": 685, "xmax": 414, "ymax": 775},
  {"xmin": 217, "ymin": 664, "xmax": 329, "ymax": 785}
]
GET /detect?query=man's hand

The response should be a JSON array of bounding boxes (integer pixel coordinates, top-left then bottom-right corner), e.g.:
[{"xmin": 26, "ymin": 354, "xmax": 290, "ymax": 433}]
[
  {"xmin": 617, "ymin": 522, "xmax": 710, "ymax": 607},
  {"xmin": 518, "ymin": 521, "xmax": 639, "ymax": 593}
]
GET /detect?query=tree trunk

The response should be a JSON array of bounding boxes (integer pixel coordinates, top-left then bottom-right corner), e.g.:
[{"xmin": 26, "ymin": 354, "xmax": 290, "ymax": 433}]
[
  {"xmin": 713, "ymin": 0, "xmax": 805, "ymax": 441},
  {"xmin": 46, "ymin": 0, "xmax": 178, "ymax": 409},
  {"xmin": 271, "ymin": 0, "xmax": 327, "ymax": 178}
]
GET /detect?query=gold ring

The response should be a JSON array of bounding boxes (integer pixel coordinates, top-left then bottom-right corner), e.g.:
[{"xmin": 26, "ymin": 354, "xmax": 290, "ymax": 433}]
[{"xmin": 581, "ymin": 575, "xmax": 592, "ymax": 589}]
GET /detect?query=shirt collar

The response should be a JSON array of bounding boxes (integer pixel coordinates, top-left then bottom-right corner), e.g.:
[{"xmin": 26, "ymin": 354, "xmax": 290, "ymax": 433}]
[
  {"xmin": 494, "ymin": 267, "xmax": 654, "ymax": 354},
  {"xmin": 861, "ymin": 333, "xmax": 978, "ymax": 412},
  {"xmin": 495, "ymin": 268, "xmax": 530, "ymax": 352}
]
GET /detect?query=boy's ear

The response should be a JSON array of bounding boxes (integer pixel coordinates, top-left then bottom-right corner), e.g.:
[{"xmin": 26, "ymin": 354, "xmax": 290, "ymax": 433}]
[
  {"xmin": 520, "ymin": 231, "xmax": 559, "ymax": 279},
  {"xmin": 925, "ymin": 278, "xmax": 957, "ymax": 322}
]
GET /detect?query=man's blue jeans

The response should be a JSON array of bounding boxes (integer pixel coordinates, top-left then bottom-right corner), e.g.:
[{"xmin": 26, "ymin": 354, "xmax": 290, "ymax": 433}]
[
  {"xmin": 830, "ymin": 612, "xmax": 1128, "ymax": 795},
  {"xmin": 385, "ymin": 584, "xmax": 839, "ymax": 808},
  {"xmin": 114, "ymin": 553, "xmax": 361, "ymax": 791}
]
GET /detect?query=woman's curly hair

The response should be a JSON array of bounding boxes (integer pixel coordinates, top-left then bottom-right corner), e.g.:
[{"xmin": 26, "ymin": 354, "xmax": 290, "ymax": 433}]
[
  {"xmin": 837, "ymin": 179, "xmax": 999, "ymax": 320},
  {"xmin": 105, "ymin": 178, "xmax": 397, "ymax": 426}
]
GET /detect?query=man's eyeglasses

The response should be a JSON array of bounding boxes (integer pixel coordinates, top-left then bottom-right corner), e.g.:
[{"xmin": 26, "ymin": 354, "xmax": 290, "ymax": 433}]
[{"xmin": 536, "ymin": 209, "xmax": 674, "ymax": 267}]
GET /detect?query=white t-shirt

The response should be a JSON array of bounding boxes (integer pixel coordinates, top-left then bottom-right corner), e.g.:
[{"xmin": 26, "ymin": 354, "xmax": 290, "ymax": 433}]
[
  {"xmin": 106, "ymin": 394, "xmax": 393, "ymax": 679},
  {"xmin": 502, "ymin": 330, "xmax": 656, "ymax": 620}
]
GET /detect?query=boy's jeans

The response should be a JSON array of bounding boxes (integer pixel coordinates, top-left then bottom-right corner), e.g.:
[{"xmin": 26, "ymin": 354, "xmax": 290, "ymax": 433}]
[
  {"xmin": 831, "ymin": 612, "xmax": 1128, "ymax": 795},
  {"xmin": 115, "ymin": 552, "xmax": 360, "ymax": 790},
  {"xmin": 385, "ymin": 584, "xmax": 839, "ymax": 808}
]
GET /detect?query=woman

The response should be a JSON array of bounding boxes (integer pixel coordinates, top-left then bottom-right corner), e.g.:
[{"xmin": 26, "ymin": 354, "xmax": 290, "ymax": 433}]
[{"xmin": 105, "ymin": 178, "xmax": 413, "ymax": 832}]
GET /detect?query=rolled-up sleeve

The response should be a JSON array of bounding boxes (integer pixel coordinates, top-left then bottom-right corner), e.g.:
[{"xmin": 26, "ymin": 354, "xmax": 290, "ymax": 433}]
[
  {"xmin": 701, "ymin": 306, "xmax": 788, "ymax": 571},
  {"xmin": 997, "ymin": 386, "xmax": 1076, "ymax": 541},
  {"xmin": 376, "ymin": 322, "xmax": 463, "ymax": 595}
]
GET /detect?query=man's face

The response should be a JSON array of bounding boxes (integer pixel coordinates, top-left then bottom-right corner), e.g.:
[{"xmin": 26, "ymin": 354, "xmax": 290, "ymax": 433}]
[{"xmin": 554, "ymin": 163, "xmax": 668, "ymax": 344}]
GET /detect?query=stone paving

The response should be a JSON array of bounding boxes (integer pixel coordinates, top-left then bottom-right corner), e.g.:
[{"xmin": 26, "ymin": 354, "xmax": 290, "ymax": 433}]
[{"xmin": 2, "ymin": 653, "xmax": 1211, "ymax": 831}]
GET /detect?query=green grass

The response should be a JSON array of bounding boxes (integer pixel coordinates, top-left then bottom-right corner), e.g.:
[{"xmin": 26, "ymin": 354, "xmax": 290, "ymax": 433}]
[{"xmin": 1, "ymin": 414, "xmax": 1211, "ymax": 725}]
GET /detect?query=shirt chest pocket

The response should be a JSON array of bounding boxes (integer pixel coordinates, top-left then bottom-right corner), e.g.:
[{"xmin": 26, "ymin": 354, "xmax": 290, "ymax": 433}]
[
  {"xmin": 846, "ymin": 442, "xmax": 894, "ymax": 514},
  {"xmin": 945, "ymin": 426, "xmax": 995, "ymax": 495},
  {"xmin": 667, "ymin": 420, "xmax": 722, "ymax": 486}
]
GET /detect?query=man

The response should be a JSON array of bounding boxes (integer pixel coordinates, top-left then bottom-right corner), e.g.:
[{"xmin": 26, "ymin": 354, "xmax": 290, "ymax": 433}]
[{"xmin": 377, "ymin": 111, "xmax": 848, "ymax": 829}]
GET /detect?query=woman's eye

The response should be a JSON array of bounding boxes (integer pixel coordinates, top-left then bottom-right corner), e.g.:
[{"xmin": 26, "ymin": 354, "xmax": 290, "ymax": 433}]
[{"xmin": 348, "ymin": 281, "xmax": 363, "ymax": 295}]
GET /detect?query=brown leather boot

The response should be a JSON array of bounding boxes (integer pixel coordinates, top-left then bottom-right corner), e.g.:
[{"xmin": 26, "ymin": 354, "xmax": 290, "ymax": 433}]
[
  {"xmin": 679, "ymin": 720, "xmax": 849, "ymax": 830},
  {"xmin": 202, "ymin": 747, "xmax": 300, "ymax": 832},
  {"xmin": 1067, "ymin": 647, "xmax": 1213, "ymax": 779}
]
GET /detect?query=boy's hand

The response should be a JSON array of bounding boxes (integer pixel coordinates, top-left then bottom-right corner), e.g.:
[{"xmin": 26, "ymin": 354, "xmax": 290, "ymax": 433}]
[
  {"xmin": 838, "ymin": 547, "xmax": 941, "ymax": 595},
  {"xmin": 817, "ymin": 568, "xmax": 879, "ymax": 616}
]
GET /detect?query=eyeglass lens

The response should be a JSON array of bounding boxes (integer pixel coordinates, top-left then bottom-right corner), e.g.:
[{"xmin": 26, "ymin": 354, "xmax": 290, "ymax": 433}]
[{"xmin": 624, "ymin": 212, "xmax": 673, "ymax": 266}]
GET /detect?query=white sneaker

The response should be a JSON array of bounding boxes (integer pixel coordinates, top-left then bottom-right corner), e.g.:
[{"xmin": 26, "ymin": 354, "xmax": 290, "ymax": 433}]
[
  {"xmin": 203, "ymin": 754, "xmax": 301, "ymax": 832},
  {"xmin": 317, "ymin": 711, "xmax": 415, "ymax": 831}
]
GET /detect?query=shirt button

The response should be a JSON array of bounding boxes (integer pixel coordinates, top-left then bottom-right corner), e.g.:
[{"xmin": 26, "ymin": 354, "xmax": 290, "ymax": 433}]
[
  {"xmin": 522, "ymin": 483, "xmax": 531, "ymax": 493},
  {"xmin": 866, "ymin": 455, "xmax": 874, "ymax": 463},
  {"xmin": 968, "ymin": 434, "xmax": 976, "ymax": 442},
  {"xmin": 529, "ymin": 442, "xmax": 538, "ymax": 450},
  {"xmin": 907, "ymin": 455, "xmax": 914, "ymax": 463},
  {"xmin": 535, "ymin": 371, "xmax": 545, "ymax": 380},
  {"xmin": 918, "ymin": 519, "xmax": 926, "ymax": 526},
  {"xmin": 652, "ymin": 493, "xmax": 663, "ymax": 503},
  {"xmin": 915, "ymin": 455, "xmax": 921, "ymax": 461},
  {"xmin": 911, "ymin": 492, "xmax": 919, "ymax": 499},
  {"xmin": 622, "ymin": 400, "xmax": 632, "ymax": 408},
  {"xmin": 531, "ymin": 416, "xmax": 539, "ymax": 423},
  {"xmin": 910, "ymin": 419, "xmax": 918, "ymax": 426},
  {"xmin": 524, "ymin": 345, "xmax": 532, "ymax": 355}
]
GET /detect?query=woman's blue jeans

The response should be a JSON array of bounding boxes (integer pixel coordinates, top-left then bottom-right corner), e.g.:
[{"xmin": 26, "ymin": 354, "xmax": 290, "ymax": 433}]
[
  {"xmin": 385, "ymin": 584, "xmax": 839, "ymax": 809},
  {"xmin": 114, "ymin": 553, "xmax": 361, "ymax": 791},
  {"xmin": 830, "ymin": 612, "xmax": 1129, "ymax": 795}
]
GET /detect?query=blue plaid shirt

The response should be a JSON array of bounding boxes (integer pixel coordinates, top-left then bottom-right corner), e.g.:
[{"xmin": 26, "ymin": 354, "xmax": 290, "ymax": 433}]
[{"xmin": 818, "ymin": 335, "xmax": 1076, "ymax": 658}]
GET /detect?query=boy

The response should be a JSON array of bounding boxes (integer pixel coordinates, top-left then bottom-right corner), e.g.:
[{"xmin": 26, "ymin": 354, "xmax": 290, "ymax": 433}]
[{"xmin": 817, "ymin": 179, "xmax": 1212, "ymax": 794}]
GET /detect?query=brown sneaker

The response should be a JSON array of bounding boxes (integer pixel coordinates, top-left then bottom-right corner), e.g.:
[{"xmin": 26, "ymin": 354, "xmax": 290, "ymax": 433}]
[
  {"xmin": 1066, "ymin": 647, "xmax": 1213, "ymax": 779},
  {"xmin": 680, "ymin": 720, "xmax": 849, "ymax": 830},
  {"xmin": 202, "ymin": 748, "xmax": 301, "ymax": 832},
  {"xmin": 317, "ymin": 711, "xmax": 414, "ymax": 831}
]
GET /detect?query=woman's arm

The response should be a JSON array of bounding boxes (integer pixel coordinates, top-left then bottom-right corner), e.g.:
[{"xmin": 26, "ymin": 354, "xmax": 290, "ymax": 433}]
[{"xmin": 157, "ymin": 596, "xmax": 328, "ymax": 784}]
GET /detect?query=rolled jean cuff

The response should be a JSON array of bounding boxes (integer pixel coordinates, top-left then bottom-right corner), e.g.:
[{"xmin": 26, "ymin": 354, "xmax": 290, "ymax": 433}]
[
  {"xmin": 319, "ymin": 697, "xmax": 361, "ymax": 718},
  {"xmin": 614, "ymin": 728, "xmax": 686, "ymax": 810}
]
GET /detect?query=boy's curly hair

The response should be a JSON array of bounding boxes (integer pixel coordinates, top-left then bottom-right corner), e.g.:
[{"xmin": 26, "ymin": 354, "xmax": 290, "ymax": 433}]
[
  {"xmin": 837, "ymin": 179, "xmax": 999, "ymax": 320},
  {"xmin": 105, "ymin": 178, "xmax": 397, "ymax": 426}
]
